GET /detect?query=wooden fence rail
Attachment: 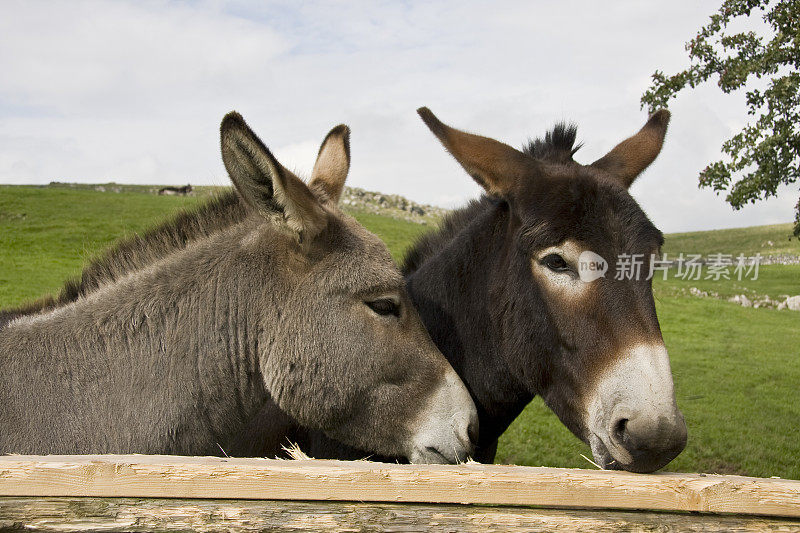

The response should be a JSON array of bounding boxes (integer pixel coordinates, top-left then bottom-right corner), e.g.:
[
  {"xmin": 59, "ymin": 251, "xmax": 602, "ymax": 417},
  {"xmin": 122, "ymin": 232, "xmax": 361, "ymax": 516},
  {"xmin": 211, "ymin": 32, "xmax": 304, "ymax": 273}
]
[{"xmin": 0, "ymin": 455, "xmax": 798, "ymax": 532}]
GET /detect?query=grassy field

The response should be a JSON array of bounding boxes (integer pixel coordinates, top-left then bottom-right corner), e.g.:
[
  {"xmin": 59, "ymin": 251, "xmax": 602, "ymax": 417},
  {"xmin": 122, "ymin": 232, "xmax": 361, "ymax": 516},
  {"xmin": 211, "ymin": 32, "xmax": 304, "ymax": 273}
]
[
  {"xmin": 653, "ymin": 264, "xmax": 800, "ymax": 301},
  {"xmin": 0, "ymin": 185, "xmax": 427, "ymax": 304},
  {"xmin": 662, "ymin": 222, "xmax": 800, "ymax": 257},
  {"xmin": 1, "ymin": 186, "xmax": 203, "ymax": 305},
  {"xmin": 2, "ymin": 185, "xmax": 799, "ymax": 479}
]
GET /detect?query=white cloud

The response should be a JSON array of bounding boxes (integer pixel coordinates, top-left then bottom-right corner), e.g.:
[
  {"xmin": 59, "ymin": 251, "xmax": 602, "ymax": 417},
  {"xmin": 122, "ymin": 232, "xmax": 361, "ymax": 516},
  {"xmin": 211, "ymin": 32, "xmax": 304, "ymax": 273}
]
[{"xmin": 0, "ymin": 0, "xmax": 796, "ymax": 233}]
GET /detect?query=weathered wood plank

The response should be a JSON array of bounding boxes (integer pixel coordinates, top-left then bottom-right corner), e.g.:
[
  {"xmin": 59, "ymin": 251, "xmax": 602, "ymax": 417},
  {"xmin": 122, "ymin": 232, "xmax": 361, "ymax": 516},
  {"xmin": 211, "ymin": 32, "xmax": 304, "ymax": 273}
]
[
  {"xmin": 0, "ymin": 455, "xmax": 798, "ymax": 518},
  {"xmin": 1, "ymin": 497, "xmax": 800, "ymax": 533}
]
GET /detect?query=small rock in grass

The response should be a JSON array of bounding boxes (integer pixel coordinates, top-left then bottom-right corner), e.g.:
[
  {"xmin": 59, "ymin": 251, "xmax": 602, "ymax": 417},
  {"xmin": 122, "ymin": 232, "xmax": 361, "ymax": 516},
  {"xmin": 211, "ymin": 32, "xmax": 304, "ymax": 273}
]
[
  {"xmin": 728, "ymin": 294, "xmax": 752, "ymax": 307},
  {"xmin": 784, "ymin": 295, "xmax": 800, "ymax": 311},
  {"xmin": 689, "ymin": 287, "xmax": 708, "ymax": 298}
]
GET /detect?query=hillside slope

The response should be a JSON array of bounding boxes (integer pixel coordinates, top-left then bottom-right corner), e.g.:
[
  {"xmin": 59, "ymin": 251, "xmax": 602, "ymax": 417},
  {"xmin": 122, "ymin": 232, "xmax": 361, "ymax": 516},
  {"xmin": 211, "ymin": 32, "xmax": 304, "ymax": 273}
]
[
  {"xmin": 662, "ymin": 223, "xmax": 800, "ymax": 258},
  {"xmin": 0, "ymin": 185, "xmax": 429, "ymax": 306}
]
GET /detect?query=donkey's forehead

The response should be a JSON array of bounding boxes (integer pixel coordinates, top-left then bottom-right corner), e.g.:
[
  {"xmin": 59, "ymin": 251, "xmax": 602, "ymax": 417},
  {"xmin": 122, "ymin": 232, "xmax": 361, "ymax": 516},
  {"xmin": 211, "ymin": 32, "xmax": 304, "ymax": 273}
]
[
  {"xmin": 330, "ymin": 210, "xmax": 393, "ymax": 255},
  {"xmin": 316, "ymin": 210, "xmax": 405, "ymax": 289},
  {"xmin": 518, "ymin": 171, "xmax": 663, "ymax": 253}
]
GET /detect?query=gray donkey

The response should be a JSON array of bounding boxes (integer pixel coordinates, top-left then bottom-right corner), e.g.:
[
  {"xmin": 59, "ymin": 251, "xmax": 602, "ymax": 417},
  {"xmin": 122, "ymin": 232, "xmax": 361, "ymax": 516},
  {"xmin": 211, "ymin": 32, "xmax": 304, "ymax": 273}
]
[{"xmin": 0, "ymin": 112, "xmax": 478, "ymax": 463}]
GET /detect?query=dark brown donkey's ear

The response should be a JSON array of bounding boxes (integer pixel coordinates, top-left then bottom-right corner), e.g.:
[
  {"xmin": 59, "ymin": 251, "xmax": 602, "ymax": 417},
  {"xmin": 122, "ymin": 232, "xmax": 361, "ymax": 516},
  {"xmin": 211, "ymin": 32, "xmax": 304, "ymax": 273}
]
[
  {"xmin": 590, "ymin": 110, "xmax": 670, "ymax": 188},
  {"xmin": 309, "ymin": 124, "xmax": 350, "ymax": 204},
  {"xmin": 220, "ymin": 111, "xmax": 327, "ymax": 242},
  {"xmin": 417, "ymin": 107, "xmax": 535, "ymax": 198}
]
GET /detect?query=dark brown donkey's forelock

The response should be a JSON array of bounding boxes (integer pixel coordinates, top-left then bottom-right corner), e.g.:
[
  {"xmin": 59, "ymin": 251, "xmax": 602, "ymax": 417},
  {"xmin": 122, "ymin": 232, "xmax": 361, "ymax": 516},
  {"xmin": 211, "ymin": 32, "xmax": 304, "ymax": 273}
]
[{"xmin": 0, "ymin": 113, "xmax": 477, "ymax": 463}]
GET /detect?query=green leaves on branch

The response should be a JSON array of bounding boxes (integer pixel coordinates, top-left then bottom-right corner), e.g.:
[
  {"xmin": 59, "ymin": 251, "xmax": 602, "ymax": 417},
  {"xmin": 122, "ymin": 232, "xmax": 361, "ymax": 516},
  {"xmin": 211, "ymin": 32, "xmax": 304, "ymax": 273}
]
[{"xmin": 641, "ymin": 0, "xmax": 800, "ymax": 237}]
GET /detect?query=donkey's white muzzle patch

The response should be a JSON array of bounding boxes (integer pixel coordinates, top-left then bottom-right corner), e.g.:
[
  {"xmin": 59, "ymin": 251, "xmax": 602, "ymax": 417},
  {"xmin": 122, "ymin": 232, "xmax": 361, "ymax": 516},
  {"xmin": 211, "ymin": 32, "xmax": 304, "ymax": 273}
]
[
  {"xmin": 586, "ymin": 343, "xmax": 687, "ymax": 473},
  {"xmin": 407, "ymin": 369, "xmax": 478, "ymax": 464}
]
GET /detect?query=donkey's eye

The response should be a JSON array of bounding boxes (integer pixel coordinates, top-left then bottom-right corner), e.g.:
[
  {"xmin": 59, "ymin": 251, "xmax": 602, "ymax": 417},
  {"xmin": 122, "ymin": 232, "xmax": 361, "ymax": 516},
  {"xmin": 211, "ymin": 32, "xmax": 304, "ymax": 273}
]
[
  {"xmin": 541, "ymin": 253, "xmax": 570, "ymax": 273},
  {"xmin": 366, "ymin": 298, "xmax": 401, "ymax": 318}
]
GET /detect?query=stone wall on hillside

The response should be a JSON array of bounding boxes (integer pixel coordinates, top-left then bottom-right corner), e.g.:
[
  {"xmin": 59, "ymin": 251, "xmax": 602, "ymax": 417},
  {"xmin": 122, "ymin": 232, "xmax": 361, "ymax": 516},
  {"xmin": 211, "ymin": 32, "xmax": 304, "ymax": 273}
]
[{"xmin": 339, "ymin": 187, "xmax": 448, "ymax": 225}]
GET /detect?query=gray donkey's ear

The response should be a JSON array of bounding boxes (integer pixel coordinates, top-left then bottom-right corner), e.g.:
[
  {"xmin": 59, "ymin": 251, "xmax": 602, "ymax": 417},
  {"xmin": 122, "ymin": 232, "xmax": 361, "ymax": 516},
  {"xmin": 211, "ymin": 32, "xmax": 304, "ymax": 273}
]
[
  {"xmin": 309, "ymin": 124, "xmax": 350, "ymax": 204},
  {"xmin": 221, "ymin": 112, "xmax": 327, "ymax": 242}
]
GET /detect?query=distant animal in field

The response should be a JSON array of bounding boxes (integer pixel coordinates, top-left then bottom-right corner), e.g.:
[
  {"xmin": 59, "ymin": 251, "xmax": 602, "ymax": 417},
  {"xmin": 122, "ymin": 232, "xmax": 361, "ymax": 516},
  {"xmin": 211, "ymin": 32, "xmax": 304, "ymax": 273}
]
[
  {"xmin": 158, "ymin": 184, "xmax": 193, "ymax": 196},
  {"xmin": 0, "ymin": 112, "xmax": 478, "ymax": 463}
]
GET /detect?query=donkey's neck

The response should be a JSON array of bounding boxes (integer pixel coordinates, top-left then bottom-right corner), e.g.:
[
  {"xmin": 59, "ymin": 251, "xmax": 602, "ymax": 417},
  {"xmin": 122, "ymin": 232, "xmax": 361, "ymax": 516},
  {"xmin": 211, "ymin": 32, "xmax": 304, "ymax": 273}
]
[
  {"xmin": 0, "ymin": 220, "xmax": 273, "ymax": 455},
  {"xmin": 406, "ymin": 201, "xmax": 533, "ymax": 453}
]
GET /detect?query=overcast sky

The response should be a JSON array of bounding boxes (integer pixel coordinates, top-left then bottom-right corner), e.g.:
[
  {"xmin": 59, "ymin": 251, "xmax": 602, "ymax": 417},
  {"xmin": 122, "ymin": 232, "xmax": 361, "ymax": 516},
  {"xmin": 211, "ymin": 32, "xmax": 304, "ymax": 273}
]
[{"xmin": 1, "ymin": 0, "xmax": 796, "ymax": 233}]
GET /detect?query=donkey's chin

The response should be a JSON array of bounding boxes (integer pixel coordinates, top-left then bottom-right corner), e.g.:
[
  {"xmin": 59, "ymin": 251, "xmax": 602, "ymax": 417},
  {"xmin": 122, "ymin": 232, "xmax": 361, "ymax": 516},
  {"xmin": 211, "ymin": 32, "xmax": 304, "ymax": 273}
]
[
  {"xmin": 405, "ymin": 420, "xmax": 477, "ymax": 464},
  {"xmin": 589, "ymin": 432, "xmax": 683, "ymax": 474},
  {"xmin": 407, "ymin": 445, "xmax": 466, "ymax": 465},
  {"xmin": 589, "ymin": 433, "xmax": 623, "ymax": 470}
]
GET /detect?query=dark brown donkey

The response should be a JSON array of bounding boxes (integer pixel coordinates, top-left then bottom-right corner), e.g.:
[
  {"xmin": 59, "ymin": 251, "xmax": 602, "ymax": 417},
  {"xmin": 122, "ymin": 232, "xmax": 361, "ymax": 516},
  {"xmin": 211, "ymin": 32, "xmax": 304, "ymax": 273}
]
[
  {"xmin": 0, "ymin": 113, "xmax": 477, "ymax": 463},
  {"xmin": 399, "ymin": 108, "xmax": 687, "ymax": 473}
]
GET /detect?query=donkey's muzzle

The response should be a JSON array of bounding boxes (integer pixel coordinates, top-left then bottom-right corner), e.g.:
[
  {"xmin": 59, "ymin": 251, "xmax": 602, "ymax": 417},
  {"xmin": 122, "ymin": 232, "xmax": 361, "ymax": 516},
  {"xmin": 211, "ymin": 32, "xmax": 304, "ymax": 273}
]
[
  {"xmin": 406, "ymin": 370, "xmax": 478, "ymax": 464},
  {"xmin": 587, "ymin": 343, "xmax": 687, "ymax": 473},
  {"xmin": 608, "ymin": 408, "xmax": 687, "ymax": 473}
]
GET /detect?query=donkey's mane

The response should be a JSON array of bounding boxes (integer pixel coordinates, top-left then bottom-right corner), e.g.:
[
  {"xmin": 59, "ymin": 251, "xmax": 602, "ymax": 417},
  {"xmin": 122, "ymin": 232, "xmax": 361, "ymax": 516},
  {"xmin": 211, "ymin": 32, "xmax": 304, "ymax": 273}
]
[
  {"xmin": 402, "ymin": 196, "xmax": 499, "ymax": 275},
  {"xmin": 403, "ymin": 124, "xmax": 580, "ymax": 274},
  {"xmin": 0, "ymin": 190, "xmax": 249, "ymax": 328},
  {"xmin": 522, "ymin": 122, "xmax": 581, "ymax": 164}
]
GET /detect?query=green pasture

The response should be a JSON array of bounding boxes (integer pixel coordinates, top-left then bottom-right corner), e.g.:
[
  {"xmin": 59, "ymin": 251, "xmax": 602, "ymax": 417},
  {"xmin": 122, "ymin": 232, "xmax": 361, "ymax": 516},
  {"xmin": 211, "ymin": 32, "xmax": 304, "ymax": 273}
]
[
  {"xmin": 1, "ymin": 185, "xmax": 798, "ymax": 480},
  {"xmin": 0, "ymin": 185, "xmax": 427, "ymax": 304},
  {"xmin": 662, "ymin": 222, "xmax": 800, "ymax": 258},
  {"xmin": 653, "ymin": 264, "xmax": 800, "ymax": 301}
]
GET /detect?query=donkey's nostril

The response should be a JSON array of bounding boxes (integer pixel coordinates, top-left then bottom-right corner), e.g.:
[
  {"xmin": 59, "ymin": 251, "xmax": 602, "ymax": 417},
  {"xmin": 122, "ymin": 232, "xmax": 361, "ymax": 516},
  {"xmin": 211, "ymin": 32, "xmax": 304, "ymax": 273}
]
[
  {"xmin": 605, "ymin": 411, "xmax": 688, "ymax": 473},
  {"xmin": 467, "ymin": 417, "xmax": 479, "ymax": 446},
  {"xmin": 613, "ymin": 418, "xmax": 629, "ymax": 443}
]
